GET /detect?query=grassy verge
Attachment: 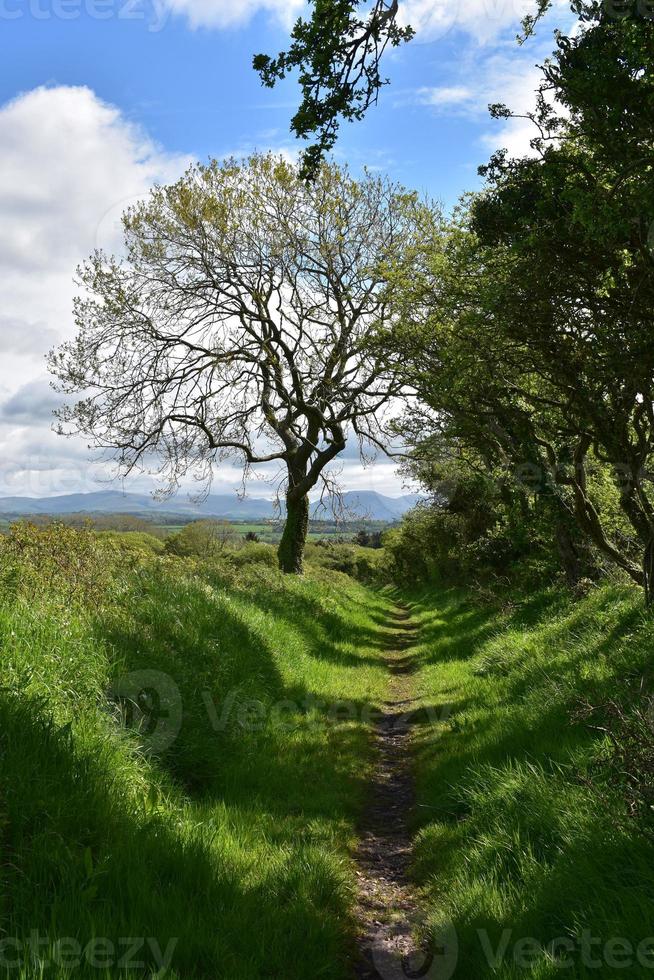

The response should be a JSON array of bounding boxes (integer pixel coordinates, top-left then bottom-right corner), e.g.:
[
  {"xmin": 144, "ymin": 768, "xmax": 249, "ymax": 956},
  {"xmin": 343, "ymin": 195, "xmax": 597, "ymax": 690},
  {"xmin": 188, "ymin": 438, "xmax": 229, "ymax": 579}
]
[
  {"xmin": 407, "ymin": 580, "xmax": 654, "ymax": 978},
  {"xmin": 0, "ymin": 532, "xmax": 393, "ymax": 978}
]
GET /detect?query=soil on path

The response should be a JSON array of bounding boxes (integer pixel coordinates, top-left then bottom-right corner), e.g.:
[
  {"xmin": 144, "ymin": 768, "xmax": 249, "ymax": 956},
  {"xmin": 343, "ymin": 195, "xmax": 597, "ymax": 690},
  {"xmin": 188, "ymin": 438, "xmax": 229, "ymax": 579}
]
[{"xmin": 352, "ymin": 603, "xmax": 430, "ymax": 979}]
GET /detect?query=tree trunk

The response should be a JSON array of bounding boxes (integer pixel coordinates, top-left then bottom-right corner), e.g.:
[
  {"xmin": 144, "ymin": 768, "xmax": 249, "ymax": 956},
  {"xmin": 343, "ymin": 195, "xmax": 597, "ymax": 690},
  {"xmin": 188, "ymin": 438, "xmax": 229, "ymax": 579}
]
[
  {"xmin": 564, "ymin": 473, "xmax": 644, "ymax": 588},
  {"xmin": 644, "ymin": 536, "xmax": 654, "ymax": 606},
  {"xmin": 544, "ymin": 494, "xmax": 597, "ymax": 587},
  {"xmin": 554, "ymin": 519, "xmax": 585, "ymax": 587},
  {"xmin": 278, "ymin": 490, "xmax": 310, "ymax": 574}
]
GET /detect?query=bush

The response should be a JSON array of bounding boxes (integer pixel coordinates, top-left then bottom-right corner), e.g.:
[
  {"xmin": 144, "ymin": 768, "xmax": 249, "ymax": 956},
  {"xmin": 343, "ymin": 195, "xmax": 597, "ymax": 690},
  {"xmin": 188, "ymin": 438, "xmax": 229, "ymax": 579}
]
[
  {"xmin": 223, "ymin": 541, "xmax": 278, "ymax": 568},
  {"xmin": 164, "ymin": 519, "xmax": 237, "ymax": 557},
  {"xmin": 95, "ymin": 529, "xmax": 165, "ymax": 557},
  {"xmin": 305, "ymin": 542, "xmax": 388, "ymax": 583},
  {"xmin": 0, "ymin": 521, "xmax": 118, "ymax": 605},
  {"xmin": 385, "ymin": 482, "xmax": 564, "ymax": 589}
]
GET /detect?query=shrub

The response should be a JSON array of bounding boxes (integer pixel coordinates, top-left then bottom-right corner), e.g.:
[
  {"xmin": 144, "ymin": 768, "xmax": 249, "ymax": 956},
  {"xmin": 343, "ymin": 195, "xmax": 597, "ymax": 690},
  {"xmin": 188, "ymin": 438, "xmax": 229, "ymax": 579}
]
[
  {"xmin": 385, "ymin": 488, "xmax": 563, "ymax": 589},
  {"xmin": 164, "ymin": 519, "xmax": 237, "ymax": 557},
  {"xmin": 224, "ymin": 541, "xmax": 278, "ymax": 568},
  {"xmin": 305, "ymin": 542, "xmax": 389, "ymax": 583},
  {"xmin": 0, "ymin": 521, "xmax": 117, "ymax": 605},
  {"xmin": 95, "ymin": 529, "xmax": 165, "ymax": 556}
]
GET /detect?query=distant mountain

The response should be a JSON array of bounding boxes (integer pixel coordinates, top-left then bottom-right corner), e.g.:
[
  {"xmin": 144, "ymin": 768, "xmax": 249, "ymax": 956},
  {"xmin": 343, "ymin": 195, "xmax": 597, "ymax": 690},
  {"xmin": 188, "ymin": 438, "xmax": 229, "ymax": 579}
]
[
  {"xmin": 0, "ymin": 489, "xmax": 418, "ymax": 522},
  {"xmin": 311, "ymin": 491, "xmax": 417, "ymax": 522}
]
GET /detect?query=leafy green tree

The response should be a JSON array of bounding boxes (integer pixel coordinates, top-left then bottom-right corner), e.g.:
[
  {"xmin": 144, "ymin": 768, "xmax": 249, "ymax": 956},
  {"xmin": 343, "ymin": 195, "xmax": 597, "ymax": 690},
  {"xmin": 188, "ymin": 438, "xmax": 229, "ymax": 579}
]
[
  {"xmin": 50, "ymin": 155, "xmax": 421, "ymax": 575},
  {"xmin": 469, "ymin": 6, "xmax": 654, "ymax": 595},
  {"xmin": 386, "ymin": 214, "xmax": 601, "ymax": 587},
  {"xmin": 380, "ymin": 1, "xmax": 654, "ymax": 596},
  {"xmin": 253, "ymin": 0, "xmax": 413, "ymax": 177},
  {"xmin": 255, "ymin": 2, "xmax": 654, "ymax": 177}
]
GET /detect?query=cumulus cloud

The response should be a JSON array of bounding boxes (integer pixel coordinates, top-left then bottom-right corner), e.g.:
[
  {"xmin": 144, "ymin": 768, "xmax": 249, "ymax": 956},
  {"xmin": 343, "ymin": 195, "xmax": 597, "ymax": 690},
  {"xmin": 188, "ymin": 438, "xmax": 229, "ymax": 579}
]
[
  {"xmin": 156, "ymin": 0, "xmax": 564, "ymax": 42},
  {"xmin": 0, "ymin": 85, "xmax": 191, "ymax": 495},
  {"xmin": 0, "ymin": 85, "xmax": 406, "ymax": 499},
  {"xmin": 0, "ymin": 316, "xmax": 59, "ymax": 357},
  {"xmin": 0, "ymin": 86, "xmax": 190, "ymax": 276},
  {"xmin": 400, "ymin": 0, "xmax": 532, "ymax": 43},
  {"xmin": 161, "ymin": 0, "xmax": 547, "ymax": 40},
  {"xmin": 163, "ymin": 0, "xmax": 303, "ymax": 29},
  {"xmin": 399, "ymin": 0, "xmax": 570, "ymax": 43},
  {"xmin": 416, "ymin": 43, "xmax": 556, "ymax": 158},
  {"xmin": 0, "ymin": 377, "xmax": 63, "ymax": 425}
]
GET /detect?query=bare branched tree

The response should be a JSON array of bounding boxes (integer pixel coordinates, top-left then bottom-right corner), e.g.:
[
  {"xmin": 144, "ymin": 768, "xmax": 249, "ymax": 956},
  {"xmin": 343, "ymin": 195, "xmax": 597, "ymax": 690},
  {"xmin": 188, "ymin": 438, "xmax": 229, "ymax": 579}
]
[{"xmin": 50, "ymin": 155, "xmax": 422, "ymax": 572}]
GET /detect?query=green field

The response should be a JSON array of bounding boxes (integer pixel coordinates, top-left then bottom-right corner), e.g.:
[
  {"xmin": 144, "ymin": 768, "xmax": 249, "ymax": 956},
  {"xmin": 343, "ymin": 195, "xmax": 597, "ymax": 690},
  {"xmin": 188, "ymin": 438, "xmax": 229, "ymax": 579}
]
[
  {"xmin": 0, "ymin": 528, "xmax": 392, "ymax": 978},
  {"xmin": 151, "ymin": 520, "xmax": 389, "ymax": 544},
  {"xmin": 0, "ymin": 514, "xmax": 390, "ymax": 545},
  {"xmin": 1, "ymin": 524, "xmax": 653, "ymax": 978},
  {"xmin": 408, "ymin": 582, "xmax": 654, "ymax": 977}
]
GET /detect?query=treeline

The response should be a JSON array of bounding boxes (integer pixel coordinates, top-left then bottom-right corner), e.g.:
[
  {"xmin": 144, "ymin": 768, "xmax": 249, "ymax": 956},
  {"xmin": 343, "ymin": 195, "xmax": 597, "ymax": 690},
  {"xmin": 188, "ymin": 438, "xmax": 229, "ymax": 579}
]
[{"xmin": 382, "ymin": 4, "xmax": 654, "ymax": 600}]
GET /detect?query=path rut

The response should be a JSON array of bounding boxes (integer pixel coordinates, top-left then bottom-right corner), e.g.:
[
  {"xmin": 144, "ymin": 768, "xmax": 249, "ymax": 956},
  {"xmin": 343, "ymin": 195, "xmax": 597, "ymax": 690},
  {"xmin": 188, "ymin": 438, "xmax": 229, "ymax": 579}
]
[{"xmin": 352, "ymin": 603, "xmax": 429, "ymax": 979}]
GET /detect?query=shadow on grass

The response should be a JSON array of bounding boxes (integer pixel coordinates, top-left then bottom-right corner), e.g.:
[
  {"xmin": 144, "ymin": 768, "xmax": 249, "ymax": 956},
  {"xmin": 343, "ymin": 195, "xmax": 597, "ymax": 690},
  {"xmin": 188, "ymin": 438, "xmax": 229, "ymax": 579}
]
[
  {"xmin": 405, "ymin": 581, "xmax": 654, "ymax": 977},
  {"xmin": 92, "ymin": 572, "xmax": 393, "ymax": 819},
  {"xmin": 226, "ymin": 579, "xmax": 390, "ymax": 671},
  {"xmin": 0, "ymin": 680, "xmax": 360, "ymax": 979},
  {"xmin": 407, "ymin": 585, "xmax": 650, "ymax": 820}
]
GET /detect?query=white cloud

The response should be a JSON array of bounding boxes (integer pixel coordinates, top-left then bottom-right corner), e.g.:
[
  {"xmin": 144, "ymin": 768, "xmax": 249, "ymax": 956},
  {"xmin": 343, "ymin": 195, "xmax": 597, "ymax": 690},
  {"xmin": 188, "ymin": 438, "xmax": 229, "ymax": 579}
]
[
  {"xmin": 416, "ymin": 44, "xmax": 554, "ymax": 158},
  {"xmin": 399, "ymin": 0, "xmax": 533, "ymax": 43},
  {"xmin": 163, "ymin": 0, "xmax": 304, "ymax": 30},
  {"xmin": 156, "ymin": 0, "xmax": 562, "ymax": 42},
  {"xmin": 419, "ymin": 50, "xmax": 543, "ymax": 118},
  {"xmin": 0, "ymin": 377, "xmax": 62, "ymax": 425},
  {"xmin": 0, "ymin": 86, "xmax": 187, "ymax": 275},
  {"xmin": 399, "ymin": 0, "xmax": 570, "ymax": 43},
  {"xmin": 0, "ymin": 85, "xmax": 191, "ymax": 496},
  {"xmin": 0, "ymin": 316, "xmax": 59, "ymax": 356},
  {"xmin": 162, "ymin": 0, "xmax": 524, "ymax": 38},
  {"xmin": 0, "ymin": 84, "xmax": 406, "ymax": 500},
  {"xmin": 418, "ymin": 85, "xmax": 472, "ymax": 107},
  {"xmin": 405, "ymin": 1, "xmax": 576, "ymax": 160}
]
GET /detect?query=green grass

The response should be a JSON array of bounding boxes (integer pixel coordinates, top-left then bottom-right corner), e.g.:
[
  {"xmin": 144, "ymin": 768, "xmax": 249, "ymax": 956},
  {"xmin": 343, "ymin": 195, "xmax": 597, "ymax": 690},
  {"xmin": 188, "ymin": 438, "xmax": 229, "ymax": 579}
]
[
  {"xmin": 153, "ymin": 521, "xmax": 380, "ymax": 543},
  {"xmin": 407, "ymin": 580, "xmax": 654, "ymax": 978},
  {"xmin": 6, "ymin": 523, "xmax": 654, "ymax": 979},
  {"xmin": 0, "ymin": 544, "xmax": 394, "ymax": 979}
]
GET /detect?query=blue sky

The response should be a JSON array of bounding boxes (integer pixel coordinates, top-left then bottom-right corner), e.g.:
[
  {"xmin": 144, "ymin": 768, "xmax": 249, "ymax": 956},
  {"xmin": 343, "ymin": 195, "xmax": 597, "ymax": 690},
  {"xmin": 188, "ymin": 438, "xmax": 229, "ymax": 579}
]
[
  {"xmin": 0, "ymin": 0, "xmax": 564, "ymax": 201},
  {"xmin": 0, "ymin": 0, "xmax": 569, "ymax": 501}
]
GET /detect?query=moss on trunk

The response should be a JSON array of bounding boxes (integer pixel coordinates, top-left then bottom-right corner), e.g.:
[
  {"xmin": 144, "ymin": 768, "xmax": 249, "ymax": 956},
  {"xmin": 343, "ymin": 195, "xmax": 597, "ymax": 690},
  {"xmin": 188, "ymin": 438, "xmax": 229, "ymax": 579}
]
[{"xmin": 278, "ymin": 491, "xmax": 310, "ymax": 574}]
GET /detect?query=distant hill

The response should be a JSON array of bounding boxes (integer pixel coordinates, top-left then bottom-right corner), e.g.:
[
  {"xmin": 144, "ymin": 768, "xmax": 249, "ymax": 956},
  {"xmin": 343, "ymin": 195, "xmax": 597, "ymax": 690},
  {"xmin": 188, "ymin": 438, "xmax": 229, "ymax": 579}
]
[
  {"xmin": 311, "ymin": 491, "xmax": 417, "ymax": 522},
  {"xmin": 0, "ymin": 489, "xmax": 418, "ymax": 522}
]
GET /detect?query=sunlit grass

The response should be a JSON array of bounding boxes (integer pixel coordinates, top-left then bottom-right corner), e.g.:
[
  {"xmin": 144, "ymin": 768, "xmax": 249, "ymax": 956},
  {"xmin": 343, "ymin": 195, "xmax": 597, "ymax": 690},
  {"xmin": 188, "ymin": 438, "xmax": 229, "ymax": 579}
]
[
  {"xmin": 408, "ymin": 581, "xmax": 654, "ymax": 978},
  {"xmin": 0, "ymin": 549, "xmax": 393, "ymax": 979}
]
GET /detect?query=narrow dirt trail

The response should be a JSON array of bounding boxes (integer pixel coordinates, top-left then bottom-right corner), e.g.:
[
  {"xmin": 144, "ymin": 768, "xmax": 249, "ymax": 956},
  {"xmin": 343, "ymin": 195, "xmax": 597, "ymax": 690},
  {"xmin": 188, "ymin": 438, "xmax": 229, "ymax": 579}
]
[{"xmin": 352, "ymin": 602, "xmax": 428, "ymax": 979}]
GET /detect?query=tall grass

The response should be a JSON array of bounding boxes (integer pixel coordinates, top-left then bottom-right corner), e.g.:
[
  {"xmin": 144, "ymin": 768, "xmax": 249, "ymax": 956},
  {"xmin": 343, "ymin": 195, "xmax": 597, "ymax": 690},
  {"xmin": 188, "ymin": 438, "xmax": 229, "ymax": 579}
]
[
  {"xmin": 0, "ymin": 527, "xmax": 393, "ymax": 978},
  {"xmin": 408, "ymin": 581, "xmax": 654, "ymax": 978},
  {"xmin": 7, "ymin": 523, "xmax": 654, "ymax": 979}
]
